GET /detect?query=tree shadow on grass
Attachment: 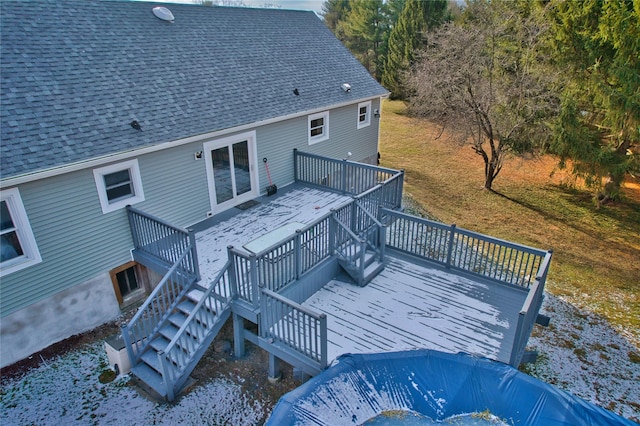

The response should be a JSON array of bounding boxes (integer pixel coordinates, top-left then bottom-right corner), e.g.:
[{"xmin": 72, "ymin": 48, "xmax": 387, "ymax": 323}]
[{"xmin": 491, "ymin": 185, "xmax": 640, "ymax": 242}]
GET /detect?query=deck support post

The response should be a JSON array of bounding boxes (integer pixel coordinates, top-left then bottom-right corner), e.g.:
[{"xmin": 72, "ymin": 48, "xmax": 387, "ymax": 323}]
[
  {"xmin": 268, "ymin": 353, "xmax": 281, "ymax": 382},
  {"xmin": 293, "ymin": 148, "xmax": 299, "ymax": 182},
  {"xmin": 233, "ymin": 313, "xmax": 245, "ymax": 358}
]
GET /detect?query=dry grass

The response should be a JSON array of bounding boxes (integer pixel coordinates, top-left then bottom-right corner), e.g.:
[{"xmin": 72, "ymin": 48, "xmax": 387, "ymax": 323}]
[{"xmin": 379, "ymin": 100, "xmax": 640, "ymax": 345}]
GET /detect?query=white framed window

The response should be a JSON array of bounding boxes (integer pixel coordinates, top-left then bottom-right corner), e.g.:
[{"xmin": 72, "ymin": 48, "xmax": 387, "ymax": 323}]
[
  {"xmin": 93, "ymin": 159, "xmax": 145, "ymax": 214},
  {"xmin": 1, "ymin": 188, "xmax": 42, "ymax": 277},
  {"xmin": 357, "ymin": 101, "xmax": 371, "ymax": 129},
  {"xmin": 308, "ymin": 111, "xmax": 329, "ymax": 145}
]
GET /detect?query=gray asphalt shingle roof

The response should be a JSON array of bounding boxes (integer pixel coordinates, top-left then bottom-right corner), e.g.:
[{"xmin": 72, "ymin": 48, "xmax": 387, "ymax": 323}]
[{"xmin": 0, "ymin": 0, "xmax": 388, "ymax": 179}]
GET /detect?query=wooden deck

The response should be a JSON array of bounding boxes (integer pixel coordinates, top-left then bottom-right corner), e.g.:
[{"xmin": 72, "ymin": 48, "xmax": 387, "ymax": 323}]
[
  {"xmin": 303, "ymin": 255, "xmax": 528, "ymax": 364},
  {"xmin": 190, "ymin": 185, "xmax": 531, "ymax": 365},
  {"xmin": 193, "ymin": 185, "xmax": 351, "ymax": 286}
]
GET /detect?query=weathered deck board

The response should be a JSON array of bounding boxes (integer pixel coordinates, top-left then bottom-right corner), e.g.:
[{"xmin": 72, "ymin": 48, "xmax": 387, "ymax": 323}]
[
  {"xmin": 194, "ymin": 186, "xmax": 351, "ymax": 286},
  {"xmin": 303, "ymin": 256, "xmax": 528, "ymax": 364}
]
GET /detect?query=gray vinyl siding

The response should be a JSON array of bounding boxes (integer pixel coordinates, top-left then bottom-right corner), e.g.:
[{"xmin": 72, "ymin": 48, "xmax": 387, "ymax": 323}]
[
  {"xmin": 136, "ymin": 144, "xmax": 211, "ymax": 227},
  {"xmin": 1, "ymin": 171, "xmax": 133, "ymax": 317},
  {"xmin": 255, "ymin": 99, "xmax": 381, "ymax": 192},
  {"xmin": 0, "ymin": 99, "xmax": 382, "ymax": 317}
]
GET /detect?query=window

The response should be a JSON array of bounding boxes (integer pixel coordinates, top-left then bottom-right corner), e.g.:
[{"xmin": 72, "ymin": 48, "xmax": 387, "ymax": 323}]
[
  {"xmin": 308, "ymin": 111, "xmax": 329, "ymax": 145},
  {"xmin": 0, "ymin": 188, "xmax": 42, "ymax": 277},
  {"xmin": 93, "ymin": 159, "xmax": 145, "ymax": 214},
  {"xmin": 109, "ymin": 261, "xmax": 145, "ymax": 305},
  {"xmin": 357, "ymin": 101, "xmax": 371, "ymax": 129}
]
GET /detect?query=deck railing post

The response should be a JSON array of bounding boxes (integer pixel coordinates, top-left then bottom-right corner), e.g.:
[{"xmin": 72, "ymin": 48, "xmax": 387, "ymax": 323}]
[
  {"xmin": 379, "ymin": 224, "xmax": 386, "ymax": 261},
  {"xmin": 341, "ymin": 158, "xmax": 348, "ymax": 194},
  {"xmin": 227, "ymin": 246, "xmax": 238, "ymax": 298},
  {"xmin": 158, "ymin": 351, "xmax": 175, "ymax": 401},
  {"xmin": 294, "ymin": 230, "xmax": 302, "ymax": 280},
  {"xmin": 293, "ymin": 148, "xmax": 299, "ymax": 183},
  {"xmin": 350, "ymin": 198, "xmax": 357, "ymax": 232},
  {"xmin": 446, "ymin": 224, "xmax": 457, "ymax": 269},
  {"xmin": 397, "ymin": 170, "xmax": 405, "ymax": 209},
  {"xmin": 187, "ymin": 228, "xmax": 200, "ymax": 279},
  {"xmin": 329, "ymin": 210, "xmax": 336, "ymax": 254},
  {"xmin": 126, "ymin": 206, "xmax": 140, "ymax": 250},
  {"xmin": 359, "ymin": 239, "xmax": 366, "ymax": 285},
  {"xmin": 249, "ymin": 254, "xmax": 259, "ymax": 308},
  {"xmin": 319, "ymin": 313, "xmax": 328, "ymax": 369},
  {"xmin": 121, "ymin": 324, "xmax": 136, "ymax": 366}
]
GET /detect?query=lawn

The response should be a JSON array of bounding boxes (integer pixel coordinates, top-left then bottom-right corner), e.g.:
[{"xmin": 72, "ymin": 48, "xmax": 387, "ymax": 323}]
[{"xmin": 379, "ymin": 100, "xmax": 640, "ymax": 346}]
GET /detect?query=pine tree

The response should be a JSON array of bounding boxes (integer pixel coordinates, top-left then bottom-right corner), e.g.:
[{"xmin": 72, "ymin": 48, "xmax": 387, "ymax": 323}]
[
  {"xmin": 549, "ymin": 0, "xmax": 640, "ymax": 202},
  {"xmin": 341, "ymin": 0, "xmax": 388, "ymax": 80},
  {"xmin": 381, "ymin": 0, "xmax": 448, "ymax": 99}
]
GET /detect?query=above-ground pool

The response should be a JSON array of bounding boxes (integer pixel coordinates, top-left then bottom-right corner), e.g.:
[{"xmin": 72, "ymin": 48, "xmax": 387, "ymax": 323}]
[{"xmin": 267, "ymin": 350, "xmax": 633, "ymax": 425}]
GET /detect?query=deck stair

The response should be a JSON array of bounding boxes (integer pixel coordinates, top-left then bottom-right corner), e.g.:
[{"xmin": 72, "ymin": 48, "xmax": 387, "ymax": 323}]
[
  {"xmin": 123, "ymin": 257, "xmax": 233, "ymax": 401},
  {"xmin": 336, "ymin": 241, "xmax": 385, "ymax": 287},
  {"xmin": 332, "ymin": 203, "xmax": 386, "ymax": 286}
]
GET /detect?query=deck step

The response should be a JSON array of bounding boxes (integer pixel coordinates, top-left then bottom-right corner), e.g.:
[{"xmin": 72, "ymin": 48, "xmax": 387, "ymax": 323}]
[
  {"xmin": 176, "ymin": 299, "xmax": 197, "ymax": 315},
  {"xmin": 131, "ymin": 362, "xmax": 167, "ymax": 399},
  {"xmin": 362, "ymin": 260, "xmax": 385, "ymax": 286},
  {"xmin": 149, "ymin": 336, "xmax": 170, "ymax": 353},
  {"xmin": 158, "ymin": 323, "xmax": 179, "ymax": 341},
  {"xmin": 338, "ymin": 255, "xmax": 385, "ymax": 287}
]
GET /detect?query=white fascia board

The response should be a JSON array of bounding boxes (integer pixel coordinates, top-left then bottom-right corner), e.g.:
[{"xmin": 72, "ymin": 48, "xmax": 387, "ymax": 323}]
[{"xmin": 0, "ymin": 95, "xmax": 387, "ymax": 189}]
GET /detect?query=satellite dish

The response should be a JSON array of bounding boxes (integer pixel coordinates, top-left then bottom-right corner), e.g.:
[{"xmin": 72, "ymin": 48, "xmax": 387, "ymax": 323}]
[{"xmin": 152, "ymin": 6, "xmax": 174, "ymax": 22}]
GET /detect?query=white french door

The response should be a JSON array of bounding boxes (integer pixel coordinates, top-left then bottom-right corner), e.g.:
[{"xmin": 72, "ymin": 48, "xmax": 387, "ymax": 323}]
[{"xmin": 203, "ymin": 131, "xmax": 258, "ymax": 213}]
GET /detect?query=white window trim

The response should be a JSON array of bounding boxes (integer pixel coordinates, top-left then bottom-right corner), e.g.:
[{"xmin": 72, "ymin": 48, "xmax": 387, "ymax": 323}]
[
  {"xmin": 0, "ymin": 188, "xmax": 42, "ymax": 277},
  {"xmin": 357, "ymin": 101, "xmax": 372, "ymax": 129},
  {"xmin": 93, "ymin": 159, "xmax": 145, "ymax": 214},
  {"xmin": 308, "ymin": 111, "xmax": 330, "ymax": 145}
]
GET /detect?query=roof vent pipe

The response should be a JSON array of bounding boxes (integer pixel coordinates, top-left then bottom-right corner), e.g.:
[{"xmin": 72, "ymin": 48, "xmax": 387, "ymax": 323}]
[{"xmin": 152, "ymin": 6, "xmax": 174, "ymax": 22}]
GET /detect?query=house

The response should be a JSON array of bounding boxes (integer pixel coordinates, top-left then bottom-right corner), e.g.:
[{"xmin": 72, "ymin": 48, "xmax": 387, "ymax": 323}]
[{"xmin": 0, "ymin": 0, "xmax": 388, "ymax": 368}]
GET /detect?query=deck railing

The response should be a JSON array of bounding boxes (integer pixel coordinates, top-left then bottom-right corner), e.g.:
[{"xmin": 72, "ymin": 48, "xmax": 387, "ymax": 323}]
[
  {"xmin": 382, "ymin": 208, "xmax": 548, "ymax": 289},
  {"xmin": 510, "ymin": 250, "xmax": 553, "ymax": 366},
  {"xmin": 260, "ymin": 288, "xmax": 328, "ymax": 372},
  {"xmin": 122, "ymin": 247, "xmax": 197, "ymax": 365},
  {"xmin": 229, "ymin": 212, "xmax": 336, "ymax": 308},
  {"xmin": 127, "ymin": 206, "xmax": 200, "ymax": 278},
  {"xmin": 159, "ymin": 261, "xmax": 234, "ymax": 399},
  {"xmin": 294, "ymin": 149, "xmax": 404, "ymax": 209}
]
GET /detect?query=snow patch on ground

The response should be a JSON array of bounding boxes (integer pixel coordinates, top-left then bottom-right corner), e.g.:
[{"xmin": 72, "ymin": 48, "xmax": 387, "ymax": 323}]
[
  {"xmin": 0, "ymin": 343, "xmax": 264, "ymax": 426},
  {"xmin": 1, "ymin": 293, "xmax": 638, "ymax": 424},
  {"xmin": 524, "ymin": 294, "xmax": 640, "ymax": 421}
]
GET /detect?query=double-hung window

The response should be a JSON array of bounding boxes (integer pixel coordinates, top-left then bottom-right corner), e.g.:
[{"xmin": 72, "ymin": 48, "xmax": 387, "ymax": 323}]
[
  {"xmin": 0, "ymin": 188, "xmax": 42, "ymax": 276},
  {"xmin": 357, "ymin": 101, "xmax": 371, "ymax": 129},
  {"xmin": 308, "ymin": 111, "xmax": 329, "ymax": 145},
  {"xmin": 93, "ymin": 159, "xmax": 145, "ymax": 214}
]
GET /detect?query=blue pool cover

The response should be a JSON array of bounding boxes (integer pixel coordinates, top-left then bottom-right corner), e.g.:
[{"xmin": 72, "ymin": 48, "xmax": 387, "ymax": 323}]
[{"xmin": 267, "ymin": 350, "xmax": 633, "ymax": 425}]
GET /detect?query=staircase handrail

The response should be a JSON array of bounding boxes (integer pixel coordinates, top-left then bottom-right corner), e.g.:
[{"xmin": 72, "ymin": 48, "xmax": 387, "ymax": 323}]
[
  {"xmin": 123, "ymin": 246, "xmax": 197, "ymax": 363},
  {"xmin": 331, "ymin": 213, "xmax": 367, "ymax": 278},
  {"xmin": 161, "ymin": 260, "xmax": 234, "ymax": 381}
]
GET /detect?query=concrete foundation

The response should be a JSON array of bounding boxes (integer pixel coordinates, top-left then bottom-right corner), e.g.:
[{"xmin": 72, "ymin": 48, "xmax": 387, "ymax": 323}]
[{"xmin": 0, "ymin": 273, "xmax": 121, "ymax": 368}]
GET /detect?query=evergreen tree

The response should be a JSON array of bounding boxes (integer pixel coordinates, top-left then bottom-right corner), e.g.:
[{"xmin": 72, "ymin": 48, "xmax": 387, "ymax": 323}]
[
  {"xmin": 549, "ymin": 0, "xmax": 640, "ymax": 202},
  {"xmin": 381, "ymin": 0, "xmax": 448, "ymax": 99},
  {"xmin": 321, "ymin": 0, "xmax": 351, "ymax": 33},
  {"xmin": 341, "ymin": 0, "xmax": 389, "ymax": 80}
]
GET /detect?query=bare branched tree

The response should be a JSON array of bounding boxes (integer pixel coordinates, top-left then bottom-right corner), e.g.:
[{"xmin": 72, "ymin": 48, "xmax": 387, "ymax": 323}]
[{"xmin": 405, "ymin": 1, "xmax": 558, "ymax": 190}]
